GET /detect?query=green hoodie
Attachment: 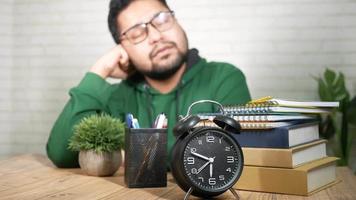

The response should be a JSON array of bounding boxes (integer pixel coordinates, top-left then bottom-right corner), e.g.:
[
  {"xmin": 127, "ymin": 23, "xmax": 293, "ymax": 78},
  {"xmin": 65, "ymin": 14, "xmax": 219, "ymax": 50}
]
[{"xmin": 46, "ymin": 50, "xmax": 251, "ymax": 168}]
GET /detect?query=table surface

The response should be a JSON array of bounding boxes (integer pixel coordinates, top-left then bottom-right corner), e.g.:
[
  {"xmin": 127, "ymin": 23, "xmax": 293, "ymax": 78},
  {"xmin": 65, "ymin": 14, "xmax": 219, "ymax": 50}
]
[{"xmin": 0, "ymin": 154, "xmax": 355, "ymax": 200}]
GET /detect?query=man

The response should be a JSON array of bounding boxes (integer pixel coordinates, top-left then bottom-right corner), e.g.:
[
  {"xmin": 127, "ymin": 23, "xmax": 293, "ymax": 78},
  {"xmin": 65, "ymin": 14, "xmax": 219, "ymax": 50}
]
[{"xmin": 47, "ymin": 0, "xmax": 251, "ymax": 168}]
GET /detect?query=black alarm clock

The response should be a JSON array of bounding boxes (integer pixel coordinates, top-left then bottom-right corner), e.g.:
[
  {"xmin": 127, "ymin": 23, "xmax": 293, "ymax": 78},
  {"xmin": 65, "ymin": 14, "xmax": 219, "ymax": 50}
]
[{"xmin": 171, "ymin": 100, "xmax": 243, "ymax": 199}]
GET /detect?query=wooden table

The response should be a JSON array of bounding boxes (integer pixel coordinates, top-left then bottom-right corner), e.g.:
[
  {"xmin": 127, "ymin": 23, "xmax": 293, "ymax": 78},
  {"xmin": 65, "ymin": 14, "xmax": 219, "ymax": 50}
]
[{"xmin": 0, "ymin": 154, "xmax": 355, "ymax": 200}]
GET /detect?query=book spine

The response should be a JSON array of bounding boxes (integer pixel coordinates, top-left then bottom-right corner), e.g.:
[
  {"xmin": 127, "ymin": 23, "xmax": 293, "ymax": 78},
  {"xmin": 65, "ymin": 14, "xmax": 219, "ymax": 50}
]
[
  {"xmin": 242, "ymin": 148, "xmax": 293, "ymax": 168},
  {"xmin": 234, "ymin": 157, "xmax": 338, "ymax": 195},
  {"xmin": 233, "ymin": 129, "xmax": 290, "ymax": 148},
  {"xmin": 234, "ymin": 165, "xmax": 308, "ymax": 195}
]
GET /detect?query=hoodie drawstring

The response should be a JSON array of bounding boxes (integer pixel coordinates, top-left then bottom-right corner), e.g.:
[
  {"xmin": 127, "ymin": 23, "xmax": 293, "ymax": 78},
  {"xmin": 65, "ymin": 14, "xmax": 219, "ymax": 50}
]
[
  {"xmin": 144, "ymin": 84, "xmax": 154, "ymax": 127},
  {"xmin": 144, "ymin": 83, "xmax": 181, "ymax": 127}
]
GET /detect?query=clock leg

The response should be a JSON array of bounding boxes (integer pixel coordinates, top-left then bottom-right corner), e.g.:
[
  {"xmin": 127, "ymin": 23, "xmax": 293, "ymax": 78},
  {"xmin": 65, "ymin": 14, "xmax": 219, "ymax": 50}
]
[
  {"xmin": 229, "ymin": 188, "xmax": 240, "ymax": 200},
  {"xmin": 184, "ymin": 187, "xmax": 193, "ymax": 200}
]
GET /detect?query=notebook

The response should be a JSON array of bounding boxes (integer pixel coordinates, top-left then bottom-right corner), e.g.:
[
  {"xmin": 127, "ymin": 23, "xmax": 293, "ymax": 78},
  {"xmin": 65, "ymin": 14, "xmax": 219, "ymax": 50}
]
[
  {"xmin": 222, "ymin": 96, "xmax": 338, "ymax": 115},
  {"xmin": 249, "ymin": 96, "xmax": 339, "ymax": 108},
  {"xmin": 195, "ymin": 120, "xmax": 295, "ymax": 130},
  {"xmin": 198, "ymin": 113, "xmax": 315, "ymax": 122},
  {"xmin": 223, "ymin": 105, "xmax": 331, "ymax": 114}
]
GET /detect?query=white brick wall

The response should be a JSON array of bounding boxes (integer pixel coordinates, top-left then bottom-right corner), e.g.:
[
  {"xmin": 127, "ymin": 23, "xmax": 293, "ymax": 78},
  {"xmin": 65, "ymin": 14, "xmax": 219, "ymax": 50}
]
[
  {"xmin": 7, "ymin": 0, "xmax": 113, "ymax": 159},
  {"xmin": 0, "ymin": 0, "xmax": 355, "ymax": 168},
  {"xmin": 170, "ymin": 0, "xmax": 356, "ymax": 99},
  {"xmin": 0, "ymin": 0, "xmax": 14, "ymax": 159}
]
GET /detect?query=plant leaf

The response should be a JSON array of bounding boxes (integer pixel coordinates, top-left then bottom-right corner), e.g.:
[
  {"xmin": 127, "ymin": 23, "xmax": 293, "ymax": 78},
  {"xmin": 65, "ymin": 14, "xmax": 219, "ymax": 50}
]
[
  {"xmin": 324, "ymin": 68, "xmax": 336, "ymax": 87},
  {"xmin": 333, "ymin": 72, "xmax": 350, "ymax": 103},
  {"xmin": 68, "ymin": 113, "xmax": 125, "ymax": 153},
  {"xmin": 318, "ymin": 78, "xmax": 332, "ymax": 101}
]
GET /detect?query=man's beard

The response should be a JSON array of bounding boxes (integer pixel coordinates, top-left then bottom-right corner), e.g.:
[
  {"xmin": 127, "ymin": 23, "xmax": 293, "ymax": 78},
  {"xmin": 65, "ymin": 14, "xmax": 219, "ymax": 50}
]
[{"xmin": 139, "ymin": 42, "xmax": 186, "ymax": 80}]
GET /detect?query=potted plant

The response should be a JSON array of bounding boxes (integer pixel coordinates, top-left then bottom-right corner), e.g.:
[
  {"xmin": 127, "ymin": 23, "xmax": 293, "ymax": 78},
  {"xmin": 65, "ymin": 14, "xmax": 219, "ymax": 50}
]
[
  {"xmin": 68, "ymin": 114, "xmax": 125, "ymax": 176},
  {"xmin": 316, "ymin": 68, "xmax": 356, "ymax": 166}
]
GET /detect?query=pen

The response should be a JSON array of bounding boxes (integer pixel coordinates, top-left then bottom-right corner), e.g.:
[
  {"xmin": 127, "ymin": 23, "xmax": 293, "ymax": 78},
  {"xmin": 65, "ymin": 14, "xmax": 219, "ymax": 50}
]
[
  {"xmin": 153, "ymin": 113, "xmax": 160, "ymax": 128},
  {"xmin": 126, "ymin": 113, "xmax": 140, "ymax": 128},
  {"xmin": 126, "ymin": 113, "xmax": 134, "ymax": 128},
  {"xmin": 154, "ymin": 113, "xmax": 166, "ymax": 128},
  {"xmin": 162, "ymin": 117, "xmax": 168, "ymax": 128},
  {"xmin": 132, "ymin": 118, "xmax": 140, "ymax": 128},
  {"xmin": 248, "ymin": 96, "xmax": 273, "ymax": 104}
]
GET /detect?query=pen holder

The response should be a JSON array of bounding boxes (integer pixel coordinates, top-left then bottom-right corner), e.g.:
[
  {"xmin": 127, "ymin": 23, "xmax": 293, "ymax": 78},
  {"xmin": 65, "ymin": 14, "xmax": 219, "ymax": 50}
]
[{"xmin": 124, "ymin": 128, "xmax": 167, "ymax": 188}]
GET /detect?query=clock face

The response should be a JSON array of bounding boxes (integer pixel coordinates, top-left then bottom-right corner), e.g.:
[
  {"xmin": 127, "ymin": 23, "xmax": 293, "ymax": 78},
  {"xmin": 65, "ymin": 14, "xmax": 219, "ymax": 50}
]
[{"xmin": 182, "ymin": 129, "xmax": 243, "ymax": 192}]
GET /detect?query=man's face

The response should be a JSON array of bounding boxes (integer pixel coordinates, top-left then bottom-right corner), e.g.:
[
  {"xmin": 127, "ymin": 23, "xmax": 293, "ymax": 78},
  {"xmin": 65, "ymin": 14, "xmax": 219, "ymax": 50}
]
[{"xmin": 117, "ymin": 0, "xmax": 188, "ymax": 80}]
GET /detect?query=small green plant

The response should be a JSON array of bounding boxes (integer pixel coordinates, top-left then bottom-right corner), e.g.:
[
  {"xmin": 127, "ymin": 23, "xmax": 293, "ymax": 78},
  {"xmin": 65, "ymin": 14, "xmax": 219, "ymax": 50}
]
[
  {"xmin": 316, "ymin": 68, "xmax": 356, "ymax": 166},
  {"xmin": 68, "ymin": 114, "xmax": 125, "ymax": 153}
]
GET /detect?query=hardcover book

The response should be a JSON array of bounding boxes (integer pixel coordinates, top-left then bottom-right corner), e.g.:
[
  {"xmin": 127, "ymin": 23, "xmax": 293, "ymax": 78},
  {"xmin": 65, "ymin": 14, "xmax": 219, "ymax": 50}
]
[
  {"xmin": 234, "ymin": 157, "xmax": 339, "ymax": 196},
  {"xmin": 232, "ymin": 121, "xmax": 320, "ymax": 148},
  {"xmin": 242, "ymin": 139, "xmax": 327, "ymax": 168}
]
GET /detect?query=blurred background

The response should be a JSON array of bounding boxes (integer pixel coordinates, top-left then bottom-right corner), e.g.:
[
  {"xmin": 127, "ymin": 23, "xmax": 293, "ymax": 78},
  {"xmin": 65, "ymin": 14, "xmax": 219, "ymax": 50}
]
[{"xmin": 0, "ymin": 0, "xmax": 355, "ymax": 169}]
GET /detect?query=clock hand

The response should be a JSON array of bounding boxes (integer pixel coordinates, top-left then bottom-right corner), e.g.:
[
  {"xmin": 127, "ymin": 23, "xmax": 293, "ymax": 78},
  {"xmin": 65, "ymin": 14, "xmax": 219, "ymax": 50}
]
[
  {"xmin": 196, "ymin": 156, "xmax": 216, "ymax": 174},
  {"xmin": 197, "ymin": 161, "xmax": 210, "ymax": 174},
  {"xmin": 208, "ymin": 157, "xmax": 215, "ymax": 177},
  {"xmin": 191, "ymin": 151, "xmax": 210, "ymax": 161}
]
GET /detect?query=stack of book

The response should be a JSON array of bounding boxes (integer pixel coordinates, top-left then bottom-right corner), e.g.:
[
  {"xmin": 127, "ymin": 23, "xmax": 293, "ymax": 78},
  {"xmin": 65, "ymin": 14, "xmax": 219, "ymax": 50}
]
[{"xmin": 199, "ymin": 97, "xmax": 340, "ymax": 196}]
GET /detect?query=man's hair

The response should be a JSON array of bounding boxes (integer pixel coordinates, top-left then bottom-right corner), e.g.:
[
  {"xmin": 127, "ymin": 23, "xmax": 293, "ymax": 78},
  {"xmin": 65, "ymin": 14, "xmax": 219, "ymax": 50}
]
[{"xmin": 108, "ymin": 0, "xmax": 169, "ymax": 44}]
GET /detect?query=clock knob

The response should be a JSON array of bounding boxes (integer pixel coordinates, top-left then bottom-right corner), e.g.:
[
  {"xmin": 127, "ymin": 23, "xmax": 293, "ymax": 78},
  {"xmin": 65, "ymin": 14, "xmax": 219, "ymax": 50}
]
[
  {"xmin": 173, "ymin": 115, "xmax": 201, "ymax": 138},
  {"xmin": 213, "ymin": 115, "xmax": 241, "ymax": 134}
]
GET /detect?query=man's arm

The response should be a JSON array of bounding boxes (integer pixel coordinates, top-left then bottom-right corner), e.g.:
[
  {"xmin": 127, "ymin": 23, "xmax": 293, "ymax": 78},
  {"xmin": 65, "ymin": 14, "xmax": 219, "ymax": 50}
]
[
  {"xmin": 46, "ymin": 73, "xmax": 115, "ymax": 167},
  {"xmin": 47, "ymin": 45, "xmax": 131, "ymax": 168}
]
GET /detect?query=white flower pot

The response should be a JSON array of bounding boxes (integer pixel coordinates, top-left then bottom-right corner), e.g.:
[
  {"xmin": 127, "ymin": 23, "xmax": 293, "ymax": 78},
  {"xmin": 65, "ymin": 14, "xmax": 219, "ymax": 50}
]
[{"xmin": 79, "ymin": 150, "xmax": 122, "ymax": 176}]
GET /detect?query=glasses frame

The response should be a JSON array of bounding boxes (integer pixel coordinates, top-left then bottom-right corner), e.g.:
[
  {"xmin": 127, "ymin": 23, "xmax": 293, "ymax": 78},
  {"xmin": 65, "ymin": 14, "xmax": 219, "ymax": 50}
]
[{"xmin": 119, "ymin": 10, "xmax": 175, "ymax": 44}]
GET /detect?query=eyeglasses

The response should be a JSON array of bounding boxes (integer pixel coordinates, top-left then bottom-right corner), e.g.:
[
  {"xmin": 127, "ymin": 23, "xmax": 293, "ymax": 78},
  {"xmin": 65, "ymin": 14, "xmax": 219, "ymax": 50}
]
[{"xmin": 119, "ymin": 11, "xmax": 175, "ymax": 44}]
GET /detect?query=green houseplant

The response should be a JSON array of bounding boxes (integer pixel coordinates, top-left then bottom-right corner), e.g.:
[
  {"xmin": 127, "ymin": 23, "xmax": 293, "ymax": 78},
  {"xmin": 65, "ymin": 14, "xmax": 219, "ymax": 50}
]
[
  {"xmin": 316, "ymin": 68, "xmax": 356, "ymax": 166},
  {"xmin": 68, "ymin": 114, "xmax": 125, "ymax": 176}
]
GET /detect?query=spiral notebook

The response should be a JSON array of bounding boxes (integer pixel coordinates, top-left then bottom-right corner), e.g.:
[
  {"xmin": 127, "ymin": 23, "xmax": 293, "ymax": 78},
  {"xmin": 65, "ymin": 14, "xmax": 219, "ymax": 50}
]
[
  {"xmin": 222, "ymin": 96, "xmax": 338, "ymax": 115},
  {"xmin": 248, "ymin": 96, "xmax": 339, "ymax": 108},
  {"xmin": 199, "ymin": 114, "xmax": 315, "ymax": 122},
  {"xmin": 195, "ymin": 120, "xmax": 294, "ymax": 130},
  {"xmin": 223, "ymin": 105, "xmax": 331, "ymax": 114}
]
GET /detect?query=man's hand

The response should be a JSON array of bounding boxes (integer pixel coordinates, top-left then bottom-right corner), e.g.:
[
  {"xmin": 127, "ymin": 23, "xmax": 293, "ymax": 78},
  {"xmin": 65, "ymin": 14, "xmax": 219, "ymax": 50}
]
[{"xmin": 90, "ymin": 45, "xmax": 133, "ymax": 79}]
